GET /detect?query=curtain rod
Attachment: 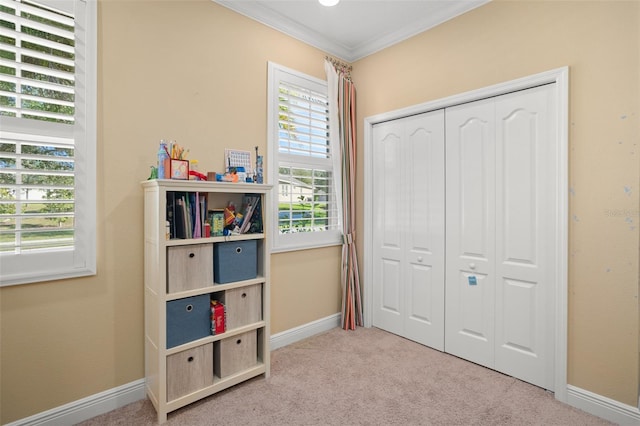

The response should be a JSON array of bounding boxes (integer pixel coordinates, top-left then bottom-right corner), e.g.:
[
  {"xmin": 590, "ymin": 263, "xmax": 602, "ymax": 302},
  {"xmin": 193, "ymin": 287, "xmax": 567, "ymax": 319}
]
[{"xmin": 325, "ymin": 56, "xmax": 352, "ymax": 78}]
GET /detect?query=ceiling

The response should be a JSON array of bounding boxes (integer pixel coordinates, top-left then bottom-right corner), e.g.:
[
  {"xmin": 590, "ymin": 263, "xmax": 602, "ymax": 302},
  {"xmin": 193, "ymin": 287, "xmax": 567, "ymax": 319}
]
[{"xmin": 213, "ymin": 0, "xmax": 490, "ymax": 62}]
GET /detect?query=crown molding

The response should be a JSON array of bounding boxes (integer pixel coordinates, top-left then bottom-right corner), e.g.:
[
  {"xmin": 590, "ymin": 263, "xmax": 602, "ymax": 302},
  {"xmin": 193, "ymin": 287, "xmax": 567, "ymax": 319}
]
[
  {"xmin": 213, "ymin": 0, "xmax": 489, "ymax": 62},
  {"xmin": 348, "ymin": 0, "xmax": 489, "ymax": 60}
]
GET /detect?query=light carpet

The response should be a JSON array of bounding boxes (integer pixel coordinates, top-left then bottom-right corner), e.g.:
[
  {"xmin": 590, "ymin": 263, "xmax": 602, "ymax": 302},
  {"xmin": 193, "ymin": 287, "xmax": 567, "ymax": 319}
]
[{"xmin": 77, "ymin": 327, "xmax": 612, "ymax": 425}]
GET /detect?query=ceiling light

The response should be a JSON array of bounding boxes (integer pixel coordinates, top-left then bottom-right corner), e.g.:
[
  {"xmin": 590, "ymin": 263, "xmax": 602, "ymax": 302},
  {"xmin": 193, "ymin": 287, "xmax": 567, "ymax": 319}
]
[{"xmin": 319, "ymin": 0, "xmax": 339, "ymax": 6}]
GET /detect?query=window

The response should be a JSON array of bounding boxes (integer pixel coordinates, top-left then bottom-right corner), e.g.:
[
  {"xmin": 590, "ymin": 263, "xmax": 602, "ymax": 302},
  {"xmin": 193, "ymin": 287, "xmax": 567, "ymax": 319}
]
[
  {"xmin": 0, "ymin": 0, "xmax": 96, "ymax": 286},
  {"xmin": 267, "ymin": 62, "xmax": 341, "ymax": 252}
]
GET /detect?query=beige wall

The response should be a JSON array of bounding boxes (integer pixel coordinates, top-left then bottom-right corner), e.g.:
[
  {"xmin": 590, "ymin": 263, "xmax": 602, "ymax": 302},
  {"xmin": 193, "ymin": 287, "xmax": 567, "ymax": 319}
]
[
  {"xmin": 0, "ymin": 0, "xmax": 638, "ymax": 423},
  {"xmin": 0, "ymin": 1, "xmax": 341, "ymax": 423},
  {"xmin": 353, "ymin": 0, "xmax": 639, "ymax": 407}
]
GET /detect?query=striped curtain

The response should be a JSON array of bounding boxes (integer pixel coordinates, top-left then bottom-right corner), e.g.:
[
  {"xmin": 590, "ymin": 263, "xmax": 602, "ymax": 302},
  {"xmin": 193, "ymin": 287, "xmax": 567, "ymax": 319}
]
[{"xmin": 325, "ymin": 60, "xmax": 363, "ymax": 330}]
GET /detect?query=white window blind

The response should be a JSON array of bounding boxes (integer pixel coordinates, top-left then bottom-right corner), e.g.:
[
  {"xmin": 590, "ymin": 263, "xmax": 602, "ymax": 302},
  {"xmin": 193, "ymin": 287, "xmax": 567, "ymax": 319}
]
[
  {"xmin": 268, "ymin": 62, "xmax": 341, "ymax": 252},
  {"xmin": 278, "ymin": 80, "xmax": 330, "ymax": 158},
  {"xmin": 0, "ymin": 0, "xmax": 75, "ymax": 122},
  {"xmin": 0, "ymin": 0, "xmax": 96, "ymax": 286}
]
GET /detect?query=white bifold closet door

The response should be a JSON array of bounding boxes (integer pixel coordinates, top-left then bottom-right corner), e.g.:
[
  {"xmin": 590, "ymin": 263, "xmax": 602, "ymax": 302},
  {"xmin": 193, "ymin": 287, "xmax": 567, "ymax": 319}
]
[
  {"xmin": 371, "ymin": 83, "xmax": 557, "ymax": 391},
  {"xmin": 371, "ymin": 110, "xmax": 446, "ymax": 351},
  {"xmin": 445, "ymin": 84, "xmax": 556, "ymax": 390}
]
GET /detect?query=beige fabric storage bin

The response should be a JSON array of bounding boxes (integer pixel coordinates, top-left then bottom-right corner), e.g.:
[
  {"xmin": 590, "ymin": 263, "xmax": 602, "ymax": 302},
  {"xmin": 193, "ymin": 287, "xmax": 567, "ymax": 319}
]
[
  {"xmin": 166, "ymin": 343, "xmax": 214, "ymax": 402},
  {"xmin": 215, "ymin": 330, "xmax": 257, "ymax": 378},
  {"xmin": 225, "ymin": 284, "xmax": 262, "ymax": 330},
  {"xmin": 167, "ymin": 244, "xmax": 213, "ymax": 293}
]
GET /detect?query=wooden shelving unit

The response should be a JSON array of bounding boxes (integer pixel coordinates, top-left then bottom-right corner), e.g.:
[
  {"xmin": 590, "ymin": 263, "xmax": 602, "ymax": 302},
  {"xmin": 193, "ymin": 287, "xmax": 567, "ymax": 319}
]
[{"xmin": 142, "ymin": 180, "xmax": 272, "ymax": 423}]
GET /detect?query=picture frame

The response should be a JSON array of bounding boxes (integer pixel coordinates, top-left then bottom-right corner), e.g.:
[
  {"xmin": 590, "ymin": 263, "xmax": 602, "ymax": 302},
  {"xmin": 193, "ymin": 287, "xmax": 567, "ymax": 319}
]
[{"xmin": 170, "ymin": 159, "xmax": 189, "ymax": 180}]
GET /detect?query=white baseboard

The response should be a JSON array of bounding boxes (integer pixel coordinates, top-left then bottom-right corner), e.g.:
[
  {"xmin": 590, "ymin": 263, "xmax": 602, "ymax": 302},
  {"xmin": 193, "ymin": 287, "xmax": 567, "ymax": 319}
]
[
  {"xmin": 6, "ymin": 314, "xmax": 341, "ymax": 426},
  {"xmin": 566, "ymin": 385, "xmax": 640, "ymax": 425},
  {"xmin": 5, "ymin": 379, "xmax": 146, "ymax": 426},
  {"xmin": 270, "ymin": 312, "xmax": 341, "ymax": 350}
]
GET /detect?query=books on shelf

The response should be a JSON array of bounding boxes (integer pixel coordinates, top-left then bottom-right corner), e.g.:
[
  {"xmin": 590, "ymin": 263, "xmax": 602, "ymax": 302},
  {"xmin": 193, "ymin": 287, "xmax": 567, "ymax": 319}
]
[
  {"xmin": 167, "ymin": 191, "xmax": 208, "ymax": 239},
  {"xmin": 239, "ymin": 194, "xmax": 262, "ymax": 234},
  {"xmin": 166, "ymin": 192, "xmax": 263, "ymax": 240}
]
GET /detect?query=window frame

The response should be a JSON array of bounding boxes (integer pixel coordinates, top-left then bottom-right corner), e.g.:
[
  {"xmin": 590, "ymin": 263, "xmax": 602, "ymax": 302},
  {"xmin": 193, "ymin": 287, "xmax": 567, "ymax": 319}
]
[
  {"xmin": 0, "ymin": 0, "xmax": 97, "ymax": 286},
  {"xmin": 267, "ymin": 61, "xmax": 342, "ymax": 253}
]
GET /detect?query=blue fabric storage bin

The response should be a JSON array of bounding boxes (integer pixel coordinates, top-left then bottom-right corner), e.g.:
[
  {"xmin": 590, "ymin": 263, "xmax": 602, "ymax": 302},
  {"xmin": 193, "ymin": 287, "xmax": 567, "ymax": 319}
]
[
  {"xmin": 166, "ymin": 294, "xmax": 210, "ymax": 349},
  {"xmin": 214, "ymin": 240, "xmax": 257, "ymax": 284}
]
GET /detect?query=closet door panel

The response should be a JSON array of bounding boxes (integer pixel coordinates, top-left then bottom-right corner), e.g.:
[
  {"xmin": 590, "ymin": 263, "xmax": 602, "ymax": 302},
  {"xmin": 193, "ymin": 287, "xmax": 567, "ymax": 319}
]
[
  {"xmin": 381, "ymin": 259, "xmax": 401, "ymax": 315},
  {"xmin": 372, "ymin": 111, "xmax": 445, "ymax": 350},
  {"xmin": 445, "ymin": 99, "xmax": 495, "ymax": 369},
  {"xmin": 404, "ymin": 111, "xmax": 445, "ymax": 350},
  {"xmin": 494, "ymin": 84, "xmax": 556, "ymax": 390},
  {"xmin": 457, "ymin": 271, "xmax": 490, "ymax": 338},
  {"xmin": 372, "ymin": 121, "xmax": 404, "ymax": 336},
  {"xmin": 407, "ymin": 263, "xmax": 434, "ymax": 324},
  {"xmin": 500, "ymin": 104, "xmax": 537, "ymax": 263},
  {"xmin": 381, "ymin": 132, "xmax": 403, "ymax": 249},
  {"xmin": 459, "ymin": 119, "xmax": 491, "ymax": 259}
]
